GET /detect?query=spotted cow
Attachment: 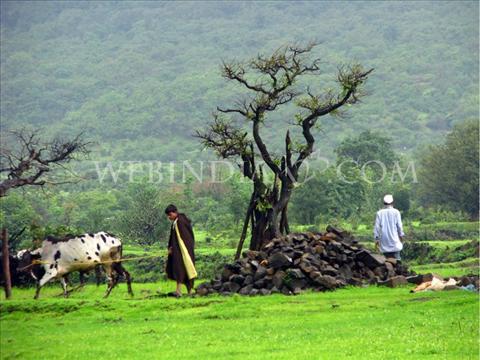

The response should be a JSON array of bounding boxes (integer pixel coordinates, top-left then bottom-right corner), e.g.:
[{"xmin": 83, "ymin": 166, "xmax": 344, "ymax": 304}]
[
  {"xmin": 17, "ymin": 232, "xmax": 133, "ymax": 299},
  {"xmin": 16, "ymin": 248, "xmax": 103, "ymax": 288}
]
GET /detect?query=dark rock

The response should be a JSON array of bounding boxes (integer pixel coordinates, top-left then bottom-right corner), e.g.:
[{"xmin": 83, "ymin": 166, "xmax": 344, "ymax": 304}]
[
  {"xmin": 292, "ymin": 278, "xmax": 309, "ymax": 289},
  {"xmin": 378, "ymin": 275, "xmax": 408, "ymax": 288},
  {"xmin": 292, "ymin": 250, "xmax": 304, "ymax": 259},
  {"xmin": 281, "ymin": 287, "xmax": 292, "ymax": 295},
  {"xmin": 314, "ymin": 245, "xmax": 325, "ymax": 255},
  {"xmin": 239, "ymin": 285, "xmax": 253, "ymax": 295},
  {"xmin": 338, "ymin": 264, "xmax": 352, "ymax": 279},
  {"xmin": 229, "ymin": 274, "xmax": 245, "ymax": 286},
  {"xmin": 268, "ymin": 253, "xmax": 292, "ymax": 269},
  {"xmin": 286, "ymin": 268, "xmax": 305, "ymax": 279},
  {"xmin": 266, "ymin": 267, "xmax": 275, "ymax": 275},
  {"xmin": 385, "ymin": 257, "xmax": 397, "ymax": 265},
  {"xmin": 230, "ymin": 282, "xmax": 241, "ymax": 293},
  {"xmin": 336, "ymin": 253, "xmax": 348, "ymax": 263},
  {"xmin": 212, "ymin": 280, "xmax": 222, "ymax": 290},
  {"xmin": 253, "ymin": 279, "xmax": 267, "ymax": 289},
  {"xmin": 326, "ymin": 225, "xmax": 345, "ymax": 238},
  {"xmin": 372, "ymin": 267, "xmax": 386, "ymax": 280},
  {"xmin": 385, "ymin": 262, "xmax": 394, "ymax": 272},
  {"xmin": 241, "ymin": 264, "xmax": 254, "ymax": 276},
  {"xmin": 313, "ymin": 275, "xmax": 337, "ymax": 289},
  {"xmin": 272, "ymin": 271, "xmax": 286, "ymax": 288},
  {"xmin": 223, "ymin": 282, "xmax": 241, "ymax": 293},
  {"xmin": 355, "ymin": 250, "xmax": 386, "ymax": 269},
  {"xmin": 244, "ymin": 275, "xmax": 254, "ymax": 285},
  {"xmin": 258, "ymin": 252, "xmax": 268, "ymax": 261},
  {"xmin": 249, "ymin": 288, "xmax": 259, "ymax": 296},
  {"xmin": 385, "ymin": 262, "xmax": 395, "ymax": 277},
  {"xmin": 322, "ymin": 265, "xmax": 338, "ymax": 276},
  {"xmin": 259, "ymin": 289, "xmax": 271, "ymax": 296},
  {"xmin": 221, "ymin": 268, "xmax": 233, "ymax": 282},
  {"xmin": 457, "ymin": 276, "xmax": 473, "ymax": 287},
  {"xmin": 254, "ymin": 265, "xmax": 267, "ymax": 281},
  {"xmin": 196, "ymin": 284, "xmax": 209, "ymax": 296},
  {"xmin": 293, "ymin": 287, "xmax": 302, "ymax": 295},
  {"xmin": 347, "ymin": 277, "xmax": 363, "ymax": 286},
  {"xmin": 226, "ymin": 263, "xmax": 242, "ymax": 274}
]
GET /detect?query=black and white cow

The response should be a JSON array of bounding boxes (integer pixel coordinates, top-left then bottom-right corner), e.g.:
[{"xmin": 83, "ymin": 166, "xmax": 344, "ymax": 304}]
[
  {"xmin": 17, "ymin": 232, "xmax": 133, "ymax": 299},
  {"xmin": 16, "ymin": 248, "xmax": 103, "ymax": 288}
]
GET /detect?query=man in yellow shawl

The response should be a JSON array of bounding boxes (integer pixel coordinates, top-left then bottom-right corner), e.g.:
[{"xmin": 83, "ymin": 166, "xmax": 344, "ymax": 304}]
[{"xmin": 165, "ymin": 204, "xmax": 197, "ymax": 297}]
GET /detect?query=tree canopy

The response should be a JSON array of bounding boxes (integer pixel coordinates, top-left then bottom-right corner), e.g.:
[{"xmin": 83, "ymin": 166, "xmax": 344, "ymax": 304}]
[{"xmin": 417, "ymin": 120, "xmax": 479, "ymax": 218}]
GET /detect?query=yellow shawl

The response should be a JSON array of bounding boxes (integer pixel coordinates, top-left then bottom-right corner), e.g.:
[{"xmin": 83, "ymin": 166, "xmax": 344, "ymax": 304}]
[{"xmin": 174, "ymin": 218, "xmax": 197, "ymax": 280}]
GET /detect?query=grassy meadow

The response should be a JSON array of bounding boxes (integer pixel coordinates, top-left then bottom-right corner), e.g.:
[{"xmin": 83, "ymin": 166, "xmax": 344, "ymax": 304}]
[
  {"xmin": 1, "ymin": 282, "xmax": 478, "ymax": 360},
  {"xmin": 1, "ymin": 223, "xmax": 478, "ymax": 359}
]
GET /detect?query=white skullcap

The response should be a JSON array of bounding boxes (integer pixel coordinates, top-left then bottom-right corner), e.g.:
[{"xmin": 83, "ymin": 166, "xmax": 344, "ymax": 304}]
[{"xmin": 383, "ymin": 194, "xmax": 394, "ymax": 204}]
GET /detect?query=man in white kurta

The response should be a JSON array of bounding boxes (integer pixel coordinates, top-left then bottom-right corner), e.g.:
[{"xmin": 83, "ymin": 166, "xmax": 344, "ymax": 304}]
[{"xmin": 374, "ymin": 194, "xmax": 405, "ymax": 260}]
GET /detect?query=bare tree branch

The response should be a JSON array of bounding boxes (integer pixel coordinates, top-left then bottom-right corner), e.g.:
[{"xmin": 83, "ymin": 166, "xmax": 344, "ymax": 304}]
[{"xmin": 0, "ymin": 128, "xmax": 91, "ymax": 196}]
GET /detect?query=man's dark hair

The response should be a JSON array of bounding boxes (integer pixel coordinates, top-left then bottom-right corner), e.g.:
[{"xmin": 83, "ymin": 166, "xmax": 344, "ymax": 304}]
[{"xmin": 165, "ymin": 204, "xmax": 178, "ymax": 215}]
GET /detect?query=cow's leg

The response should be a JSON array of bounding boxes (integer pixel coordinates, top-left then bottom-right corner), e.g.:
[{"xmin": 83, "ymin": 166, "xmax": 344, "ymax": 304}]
[
  {"xmin": 95, "ymin": 265, "xmax": 102, "ymax": 287},
  {"xmin": 123, "ymin": 266, "xmax": 133, "ymax": 297},
  {"xmin": 34, "ymin": 270, "xmax": 56, "ymax": 300},
  {"xmin": 113, "ymin": 262, "xmax": 133, "ymax": 297},
  {"xmin": 78, "ymin": 271, "xmax": 89, "ymax": 287},
  {"xmin": 60, "ymin": 277, "xmax": 69, "ymax": 298},
  {"xmin": 103, "ymin": 264, "xmax": 116, "ymax": 298},
  {"xmin": 34, "ymin": 282, "xmax": 42, "ymax": 300}
]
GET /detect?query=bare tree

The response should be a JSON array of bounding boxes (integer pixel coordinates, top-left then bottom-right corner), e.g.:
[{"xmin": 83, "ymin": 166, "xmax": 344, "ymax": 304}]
[
  {"xmin": 196, "ymin": 42, "xmax": 373, "ymax": 255},
  {"xmin": 0, "ymin": 128, "xmax": 91, "ymax": 197}
]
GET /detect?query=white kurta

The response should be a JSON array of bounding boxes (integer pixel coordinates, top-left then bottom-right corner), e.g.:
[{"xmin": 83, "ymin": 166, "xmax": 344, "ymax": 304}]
[{"xmin": 373, "ymin": 206, "xmax": 405, "ymax": 253}]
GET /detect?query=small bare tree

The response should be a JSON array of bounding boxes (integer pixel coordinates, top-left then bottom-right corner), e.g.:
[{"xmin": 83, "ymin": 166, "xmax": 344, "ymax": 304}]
[
  {"xmin": 196, "ymin": 42, "xmax": 373, "ymax": 255},
  {"xmin": 0, "ymin": 128, "xmax": 90, "ymax": 197},
  {"xmin": 0, "ymin": 128, "xmax": 90, "ymax": 298}
]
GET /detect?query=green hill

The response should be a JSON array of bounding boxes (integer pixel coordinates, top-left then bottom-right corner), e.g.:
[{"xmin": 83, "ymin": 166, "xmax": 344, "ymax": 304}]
[{"xmin": 1, "ymin": 1, "xmax": 478, "ymax": 161}]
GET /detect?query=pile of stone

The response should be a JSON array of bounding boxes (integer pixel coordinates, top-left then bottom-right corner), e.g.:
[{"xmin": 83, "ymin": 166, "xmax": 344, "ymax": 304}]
[{"xmin": 196, "ymin": 226, "xmax": 412, "ymax": 296}]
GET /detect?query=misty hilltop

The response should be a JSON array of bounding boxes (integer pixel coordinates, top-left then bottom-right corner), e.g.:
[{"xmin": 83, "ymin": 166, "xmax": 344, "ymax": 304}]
[{"xmin": 1, "ymin": 1, "xmax": 478, "ymax": 161}]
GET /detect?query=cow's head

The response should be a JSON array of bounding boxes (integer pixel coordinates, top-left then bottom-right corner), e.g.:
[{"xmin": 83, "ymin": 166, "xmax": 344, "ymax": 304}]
[{"xmin": 16, "ymin": 249, "xmax": 41, "ymax": 272}]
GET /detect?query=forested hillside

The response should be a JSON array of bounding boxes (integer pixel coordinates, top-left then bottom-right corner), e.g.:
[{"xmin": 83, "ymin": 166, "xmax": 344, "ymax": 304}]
[{"xmin": 1, "ymin": 1, "xmax": 478, "ymax": 161}]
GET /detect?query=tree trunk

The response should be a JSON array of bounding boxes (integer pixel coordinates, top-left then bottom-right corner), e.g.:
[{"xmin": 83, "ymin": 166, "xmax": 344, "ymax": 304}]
[
  {"xmin": 235, "ymin": 193, "xmax": 256, "ymax": 259},
  {"xmin": 279, "ymin": 204, "xmax": 290, "ymax": 234},
  {"xmin": 249, "ymin": 206, "xmax": 283, "ymax": 251},
  {"xmin": 2, "ymin": 228, "xmax": 12, "ymax": 300},
  {"xmin": 246, "ymin": 181, "xmax": 293, "ymax": 251}
]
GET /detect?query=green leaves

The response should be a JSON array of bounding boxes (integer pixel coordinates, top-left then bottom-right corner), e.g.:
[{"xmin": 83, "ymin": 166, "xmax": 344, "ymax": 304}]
[{"xmin": 417, "ymin": 120, "xmax": 479, "ymax": 217}]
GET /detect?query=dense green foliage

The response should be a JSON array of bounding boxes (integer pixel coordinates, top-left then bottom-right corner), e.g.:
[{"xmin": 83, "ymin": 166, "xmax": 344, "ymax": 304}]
[
  {"xmin": 1, "ymin": 285, "xmax": 478, "ymax": 359},
  {"xmin": 335, "ymin": 130, "xmax": 398, "ymax": 167},
  {"xmin": 290, "ymin": 131, "xmax": 413, "ymax": 225},
  {"xmin": 417, "ymin": 120, "xmax": 479, "ymax": 218},
  {"xmin": 1, "ymin": 1, "xmax": 478, "ymax": 161}
]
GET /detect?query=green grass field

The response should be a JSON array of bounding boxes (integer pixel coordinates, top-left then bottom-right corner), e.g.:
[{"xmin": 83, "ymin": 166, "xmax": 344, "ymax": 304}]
[
  {"xmin": 122, "ymin": 245, "xmax": 236, "ymax": 257},
  {"xmin": 2, "ymin": 226, "xmax": 478, "ymax": 359},
  {"xmin": 410, "ymin": 258, "xmax": 479, "ymax": 278},
  {"xmin": 1, "ymin": 282, "xmax": 478, "ymax": 360},
  {"xmin": 419, "ymin": 240, "xmax": 473, "ymax": 248}
]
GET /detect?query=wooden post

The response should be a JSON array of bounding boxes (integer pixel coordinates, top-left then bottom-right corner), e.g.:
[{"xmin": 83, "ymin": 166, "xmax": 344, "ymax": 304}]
[{"xmin": 2, "ymin": 228, "xmax": 12, "ymax": 299}]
